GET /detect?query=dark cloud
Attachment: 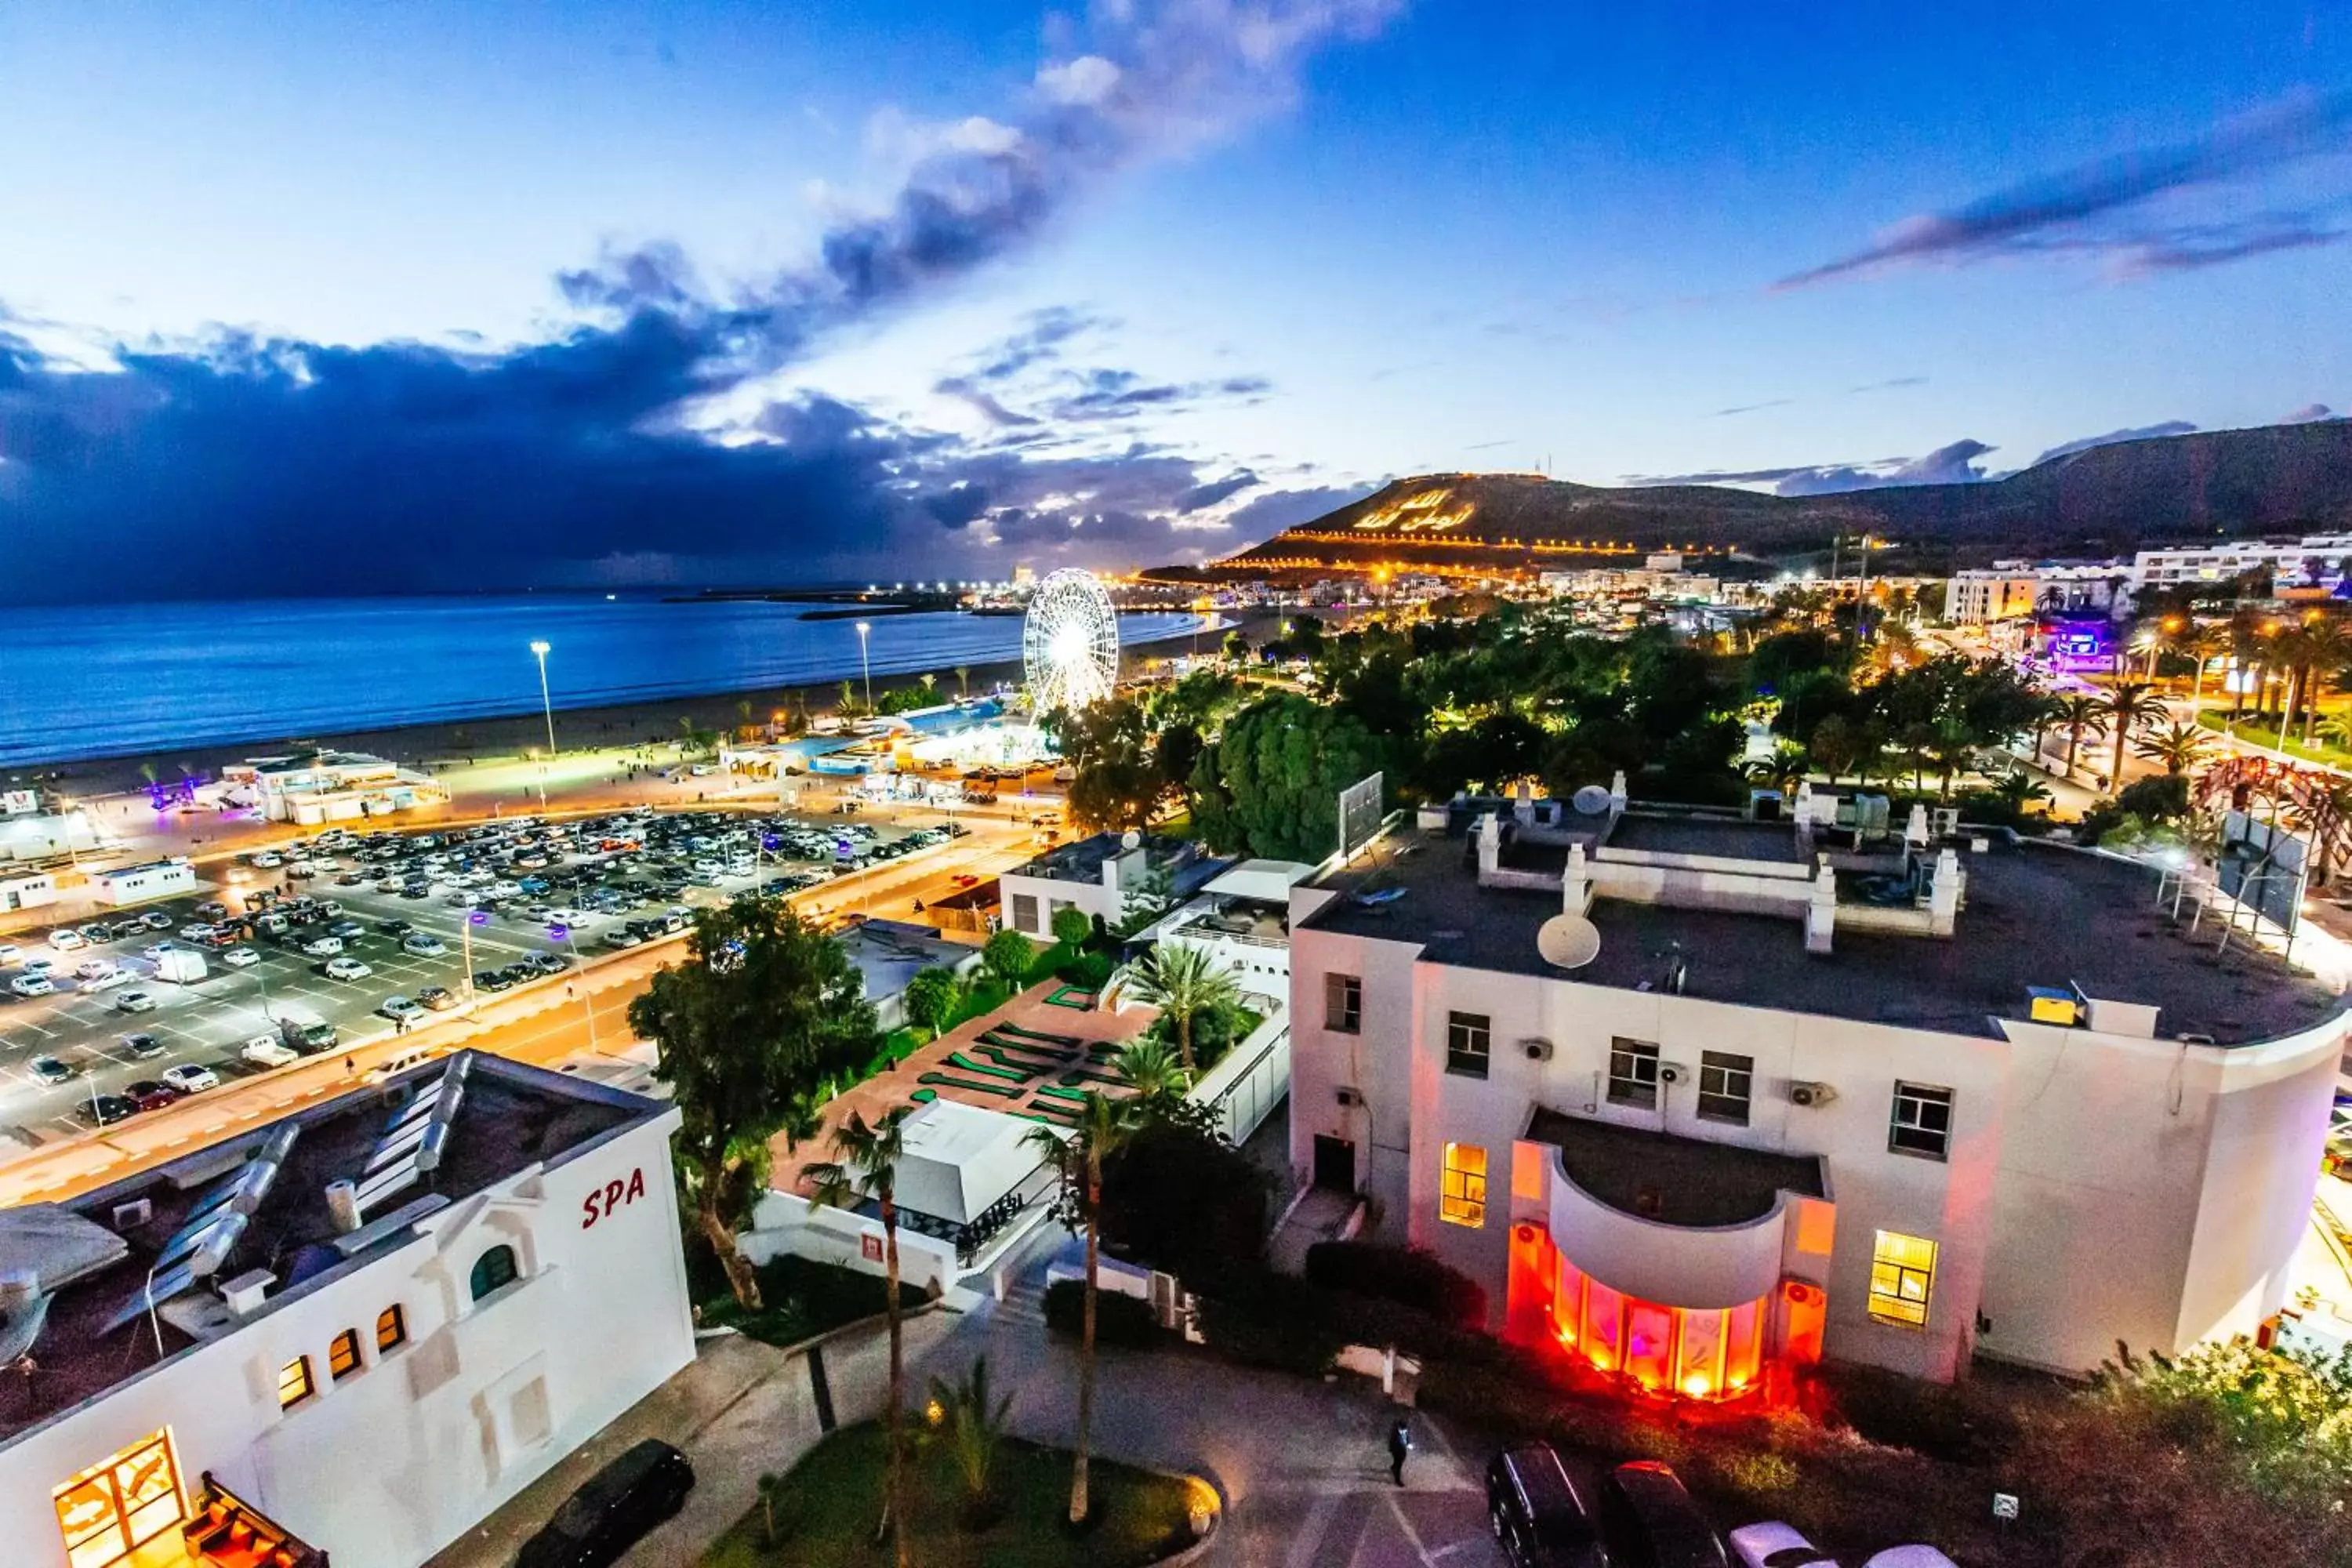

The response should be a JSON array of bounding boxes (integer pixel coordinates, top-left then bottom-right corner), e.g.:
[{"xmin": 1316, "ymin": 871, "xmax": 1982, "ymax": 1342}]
[
  {"xmin": 2283, "ymin": 403, "xmax": 2341, "ymax": 424},
  {"xmin": 1174, "ymin": 469, "xmax": 1259, "ymax": 513},
  {"xmin": 2029, "ymin": 420, "xmax": 2198, "ymax": 466},
  {"xmin": 1219, "ymin": 481, "xmax": 1381, "ymax": 539},
  {"xmin": 967, "ymin": 305, "xmax": 1109, "ymax": 383},
  {"xmin": 1711, "ymin": 398, "xmax": 1795, "ymax": 418},
  {"xmin": 1035, "ymin": 366, "xmax": 1274, "ymax": 423},
  {"xmin": 1779, "ymin": 89, "xmax": 2352, "ymax": 288},
  {"xmin": 933, "ymin": 375, "xmax": 1041, "ymax": 427}
]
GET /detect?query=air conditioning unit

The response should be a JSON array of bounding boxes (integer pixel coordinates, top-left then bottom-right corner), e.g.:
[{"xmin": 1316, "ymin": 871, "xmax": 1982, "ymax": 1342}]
[
  {"xmin": 1788, "ymin": 1081, "xmax": 1838, "ymax": 1109},
  {"xmin": 1522, "ymin": 1038, "xmax": 1554, "ymax": 1062},
  {"xmin": 1657, "ymin": 1063, "xmax": 1686, "ymax": 1086},
  {"xmin": 1335, "ymin": 1086, "xmax": 1364, "ymax": 1108},
  {"xmin": 111, "ymin": 1198, "xmax": 153, "ymax": 1232}
]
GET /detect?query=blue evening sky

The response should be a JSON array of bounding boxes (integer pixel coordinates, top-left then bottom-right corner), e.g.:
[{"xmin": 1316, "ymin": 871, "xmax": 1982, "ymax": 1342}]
[{"xmin": 2, "ymin": 2, "xmax": 2348, "ymax": 591}]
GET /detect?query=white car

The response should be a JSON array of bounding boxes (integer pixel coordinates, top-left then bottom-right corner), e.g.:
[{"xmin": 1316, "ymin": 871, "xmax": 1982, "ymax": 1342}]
[
  {"xmin": 162, "ymin": 1063, "xmax": 220, "ymax": 1094},
  {"xmin": 300, "ymin": 935, "xmax": 345, "ymax": 958},
  {"xmin": 252, "ymin": 851, "xmax": 283, "ymax": 869},
  {"xmin": 1730, "ymin": 1522, "xmax": 1839, "ymax": 1568},
  {"xmin": 220, "ymin": 946, "xmax": 260, "ymax": 969},
  {"xmin": 9, "ymin": 974, "xmax": 55, "ymax": 998},
  {"xmin": 74, "ymin": 959, "xmax": 118, "ymax": 982},
  {"xmin": 48, "ymin": 928, "xmax": 86, "ymax": 952},
  {"xmin": 379, "ymin": 995, "xmax": 426, "ymax": 1023},
  {"xmin": 178, "ymin": 924, "xmax": 218, "ymax": 942},
  {"xmin": 83, "ymin": 968, "xmax": 133, "ymax": 992},
  {"xmin": 401, "ymin": 934, "xmax": 447, "ymax": 957},
  {"xmin": 323, "ymin": 956, "xmax": 373, "ymax": 982},
  {"xmin": 241, "ymin": 1036, "xmax": 300, "ymax": 1068},
  {"xmin": 545, "ymin": 908, "xmax": 583, "ymax": 926},
  {"xmin": 114, "ymin": 990, "xmax": 156, "ymax": 1012},
  {"xmin": 0, "ymin": 944, "xmax": 19, "ymax": 965}
]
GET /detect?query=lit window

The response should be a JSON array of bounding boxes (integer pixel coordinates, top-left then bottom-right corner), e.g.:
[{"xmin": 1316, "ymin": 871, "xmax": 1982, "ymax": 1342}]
[
  {"xmin": 1889, "ymin": 1083, "xmax": 1954, "ymax": 1160},
  {"xmin": 1445, "ymin": 1012, "xmax": 1490, "ymax": 1078},
  {"xmin": 1607, "ymin": 1038, "xmax": 1660, "ymax": 1109},
  {"xmin": 1869, "ymin": 1231, "xmax": 1938, "ymax": 1328},
  {"xmin": 1439, "ymin": 1143, "xmax": 1487, "ymax": 1227},
  {"xmin": 1326, "ymin": 974, "xmax": 1362, "ymax": 1034},
  {"xmin": 328, "ymin": 1329, "xmax": 361, "ymax": 1381},
  {"xmin": 469, "ymin": 1244, "xmax": 520, "ymax": 1301},
  {"xmin": 278, "ymin": 1355, "xmax": 314, "ymax": 1410},
  {"xmin": 376, "ymin": 1304, "xmax": 407, "ymax": 1352},
  {"xmin": 1697, "ymin": 1051, "xmax": 1752, "ymax": 1124}
]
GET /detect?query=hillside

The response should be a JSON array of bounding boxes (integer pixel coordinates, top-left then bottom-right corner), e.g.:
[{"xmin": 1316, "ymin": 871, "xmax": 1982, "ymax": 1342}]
[{"xmin": 1204, "ymin": 420, "xmax": 2352, "ymax": 577}]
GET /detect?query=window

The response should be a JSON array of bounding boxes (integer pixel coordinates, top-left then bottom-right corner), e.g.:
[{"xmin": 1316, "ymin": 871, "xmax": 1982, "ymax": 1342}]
[
  {"xmin": 1869, "ymin": 1230, "xmax": 1939, "ymax": 1328},
  {"xmin": 328, "ymin": 1329, "xmax": 362, "ymax": 1381},
  {"xmin": 1325, "ymin": 973, "xmax": 1362, "ymax": 1034},
  {"xmin": 469, "ymin": 1244, "xmax": 520, "ymax": 1301},
  {"xmin": 1009, "ymin": 893, "xmax": 1039, "ymax": 935},
  {"xmin": 1889, "ymin": 1083, "xmax": 1954, "ymax": 1160},
  {"xmin": 1607, "ymin": 1038, "xmax": 1661, "ymax": 1109},
  {"xmin": 375, "ymin": 1303, "xmax": 408, "ymax": 1352},
  {"xmin": 1697, "ymin": 1051, "xmax": 1753, "ymax": 1124},
  {"xmin": 1439, "ymin": 1142, "xmax": 1487, "ymax": 1227},
  {"xmin": 277, "ymin": 1354, "xmax": 314, "ymax": 1410},
  {"xmin": 1445, "ymin": 1012, "xmax": 1490, "ymax": 1078}
]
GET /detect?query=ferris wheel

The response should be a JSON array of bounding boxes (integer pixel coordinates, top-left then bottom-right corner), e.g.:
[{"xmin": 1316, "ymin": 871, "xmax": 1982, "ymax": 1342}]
[{"xmin": 1022, "ymin": 568, "xmax": 1122, "ymax": 713}]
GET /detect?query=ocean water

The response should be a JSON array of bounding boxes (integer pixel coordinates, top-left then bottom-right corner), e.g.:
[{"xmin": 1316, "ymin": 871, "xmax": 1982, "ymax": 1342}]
[{"xmin": 0, "ymin": 595, "xmax": 1207, "ymax": 767}]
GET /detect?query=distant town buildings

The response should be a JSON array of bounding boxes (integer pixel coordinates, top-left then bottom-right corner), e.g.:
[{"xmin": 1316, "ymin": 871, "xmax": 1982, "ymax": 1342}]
[
  {"xmin": 1286, "ymin": 792, "xmax": 2346, "ymax": 1393},
  {"xmin": 222, "ymin": 752, "xmax": 450, "ymax": 826},
  {"xmin": 1942, "ymin": 562, "xmax": 2130, "ymax": 627},
  {"xmin": 2131, "ymin": 534, "xmax": 2352, "ymax": 595}
]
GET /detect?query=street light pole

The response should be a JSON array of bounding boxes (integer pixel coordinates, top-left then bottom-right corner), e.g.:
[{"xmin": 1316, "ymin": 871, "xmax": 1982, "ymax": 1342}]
[
  {"xmin": 855, "ymin": 621, "xmax": 874, "ymax": 717},
  {"xmin": 529, "ymin": 641, "xmax": 556, "ymax": 811}
]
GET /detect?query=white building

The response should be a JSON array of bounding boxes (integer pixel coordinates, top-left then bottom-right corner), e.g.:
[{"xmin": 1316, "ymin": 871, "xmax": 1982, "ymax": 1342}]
[
  {"xmin": 0, "ymin": 1051, "xmax": 695, "ymax": 1568},
  {"xmin": 2132, "ymin": 535, "xmax": 2352, "ymax": 594},
  {"xmin": 221, "ymin": 753, "xmax": 451, "ymax": 826},
  {"xmin": 1286, "ymin": 797, "xmax": 2347, "ymax": 1397},
  {"xmin": 1942, "ymin": 562, "xmax": 2129, "ymax": 626},
  {"xmin": 93, "ymin": 859, "xmax": 198, "ymax": 906},
  {"xmin": 0, "ymin": 806, "xmax": 102, "ymax": 867},
  {"xmin": 997, "ymin": 832, "xmax": 1198, "ymax": 942},
  {"xmin": 1138, "ymin": 858, "xmax": 1316, "ymax": 1003}
]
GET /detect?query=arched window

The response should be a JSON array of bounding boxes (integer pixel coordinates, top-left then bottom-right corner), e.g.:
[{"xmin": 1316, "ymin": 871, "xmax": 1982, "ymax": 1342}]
[
  {"xmin": 375, "ymin": 1303, "xmax": 408, "ymax": 1352},
  {"xmin": 328, "ymin": 1329, "xmax": 362, "ymax": 1381},
  {"xmin": 469, "ymin": 1245, "xmax": 519, "ymax": 1301}
]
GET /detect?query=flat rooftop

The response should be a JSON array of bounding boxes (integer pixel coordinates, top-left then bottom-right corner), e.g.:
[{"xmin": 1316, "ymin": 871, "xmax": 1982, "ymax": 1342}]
[
  {"xmin": 1604, "ymin": 814, "xmax": 1808, "ymax": 866},
  {"xmin": 1308, "ymin": 824, "xmax": 2343, "ymax": 1045},
  {"xmin": 0, "ymin": 1052, "xmax": 659, "ymax": 1445},
  {"xmin": 1524, "ymin": 1109, "xmax": 1826, "ymax": 1226}
]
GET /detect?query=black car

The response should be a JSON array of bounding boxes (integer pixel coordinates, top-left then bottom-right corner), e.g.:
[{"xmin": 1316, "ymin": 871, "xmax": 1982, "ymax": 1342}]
[
  {"xmin": 379, "ymin": 919, "xmax": 415, "ymax": 937},
  {"xmin": 1599, "ymin": 1462, "xmax": 1726, "ymax": 1568},
  {"xmin": 474, "ymin": 970, "xmax": 514, "ymax": 994},
  {"xmin": 120, "ymin": 1033, "xmax": 168, "ymax": 1060},
  {"xmin": 515, "ymin": 1440, "xmax": 693, "ymax": 1568},
  {"xmin": 80, "ymin": 1094, "xmax": 140, "ymax": 1127},
  {"xmin": 1488, "ymin": 1444, "xmax": 1610, "ymax": 1568}
]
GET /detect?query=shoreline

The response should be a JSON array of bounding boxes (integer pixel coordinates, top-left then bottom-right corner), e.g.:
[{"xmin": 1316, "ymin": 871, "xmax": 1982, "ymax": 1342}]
[{"xmin": 6, "ymin": 615, "xmax": 1270, "ymax": 800}]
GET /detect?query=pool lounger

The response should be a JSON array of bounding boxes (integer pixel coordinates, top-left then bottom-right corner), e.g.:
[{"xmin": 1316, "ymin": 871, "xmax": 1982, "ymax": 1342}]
[
  {"xmin": 916, "ymin": 1072, "xmax": 1023, "ymax": 1099},
  {"xmin": 946, "ymin": 1051, "xmax": 1030, "ymax": 1083}
]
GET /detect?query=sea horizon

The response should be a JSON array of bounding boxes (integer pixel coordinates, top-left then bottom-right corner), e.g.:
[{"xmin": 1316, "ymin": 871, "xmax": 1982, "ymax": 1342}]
[{"xmin": 0, "ymin": 592, "xmax": 1207, "ymax": 770}]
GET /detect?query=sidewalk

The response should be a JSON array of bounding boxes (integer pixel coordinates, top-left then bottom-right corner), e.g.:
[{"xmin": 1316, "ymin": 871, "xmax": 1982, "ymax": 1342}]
[{"xmin": 426, "ymin": 1307, "xmax": 962, "ymax": 1568}]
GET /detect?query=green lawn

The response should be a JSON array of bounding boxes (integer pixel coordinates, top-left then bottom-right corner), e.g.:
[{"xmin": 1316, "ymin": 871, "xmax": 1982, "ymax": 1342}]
[
  {"xmin": 702, "ymin": 1423, "xmax": 1201, "ymax": 1568},
  {"xmin": 2194, "ymin": 708, "xmax": 2352, "ymax": 768},
  {"xmin": 694, "ymin": 1255, "xmax": 925, "ymax": 1348}
]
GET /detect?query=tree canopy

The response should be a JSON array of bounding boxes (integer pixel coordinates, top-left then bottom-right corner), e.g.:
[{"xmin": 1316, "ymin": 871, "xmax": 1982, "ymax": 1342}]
[{"xmin": 1189, "ymin": 694, "xmax": 1388, "ymax": 862}]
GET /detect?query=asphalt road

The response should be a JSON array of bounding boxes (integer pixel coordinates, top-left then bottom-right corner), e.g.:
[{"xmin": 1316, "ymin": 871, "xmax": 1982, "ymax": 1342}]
[{"xmin": 0, "ymin": 810, "xmax": 927, "ymax": 1145}]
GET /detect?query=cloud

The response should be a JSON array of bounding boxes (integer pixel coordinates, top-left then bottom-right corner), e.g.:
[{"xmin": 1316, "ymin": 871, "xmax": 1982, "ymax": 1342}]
[
  {"xmin": 2029, "ymin": 420, "xmax": 2198, "ymax": 466},
  {"xmin": 1628, "ymin": 439, "xmax": 1997, "ymax": 495},
  {"xmin": 1778, "ymin": 89, "xmax": 2352, "ymax": 289},
  {"xmin": 933, "ymin": 376, "xmax": 1041, "ymax": 427},
  {"xmin": 1173, "ymin": 468, "xmax": 1259, "ymax": 512},
  {"xmin": 2283, "ymin": 402, "xmax": 2340, "ymax": 423},
  {"xmin": 1711, "ymin": 397, "xmax": 1795, "ymax": 417},
  {"xmin": 1849, "ymin": 376, "xmax": 1928, "ymax": 394},
  {"xmin": 1218, "ymin": 481, "xmax": 1380, "ymax": 540}
]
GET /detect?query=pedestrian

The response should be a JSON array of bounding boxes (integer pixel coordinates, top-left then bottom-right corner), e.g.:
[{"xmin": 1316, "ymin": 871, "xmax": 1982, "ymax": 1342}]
[
  {"xmin": 343, "ymin": 1055, "xmax": 356, "ymax": 1077},
  {"xmin": 1386, "ymin": 1417, "xmax": 1411, "ymax": 1487}
]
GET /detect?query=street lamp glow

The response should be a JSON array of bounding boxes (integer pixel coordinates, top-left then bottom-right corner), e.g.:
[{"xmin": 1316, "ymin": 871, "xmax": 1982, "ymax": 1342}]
[
  {"xmin": 528, "ymin": 641, "xmax": 555, "ymax": 809},
  {"xmin": 855, "ymin": 620, "xmax": 874, "ymax": 716}
]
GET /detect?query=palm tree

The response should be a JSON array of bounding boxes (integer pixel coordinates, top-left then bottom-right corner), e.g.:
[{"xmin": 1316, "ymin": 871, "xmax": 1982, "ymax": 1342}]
[
  {"xmin": 2318, "ymin": 711, "xmax": 2352, "ymax": 757},
  {"xmin": 927, "ymin": 1357, "xmax": 1014, "ymax": 1519},
  {"xmin": 2132, "ymin": 720, "xmax": 2212, "ymax": 777},
  {"xmin": 2102, "ymin": 681, "xmax": 2165, "ymax": 792},
  {"xmin": 1112, "ymin": 1038, "xmax": 1192, "ymax": 1111},
  {"xmin": 920, "ymin": 671, "xmax": 938, "ymax": 701},
  {"xmin": 805, "ymin": 1109, "xmax": 914, "ymax": 1568},
  {"xmin": 1024, "ymin": 1093, "xmax": 1139, "ymax": 1526},
  {"xmin": 1117, "ymin": 942, "xmax": 1243, "ymax": 1070},
  {"xmin": 2057, "ymin": 696, "xmax": 2103, "ymax": 778},
  {"xmin": 757, "ymin": 1472, "xmax": 789, "ymax": 1545},
  {"xmin": 838, "ymin": 677, "xmax": 857, "ymax": 715},
  {"xmin": 955, "ymin": 664, "xmax": 972, "ymax": 700},
  {"xmin": 2183, "ymin": 623, "xmax": 2230, "ymax": 713}
]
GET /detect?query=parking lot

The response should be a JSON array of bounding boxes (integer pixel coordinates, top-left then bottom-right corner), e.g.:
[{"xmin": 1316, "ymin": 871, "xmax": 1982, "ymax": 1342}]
[{"xmin": 0, "ymin": 804, "xmax": 957, "ymax": 1146}]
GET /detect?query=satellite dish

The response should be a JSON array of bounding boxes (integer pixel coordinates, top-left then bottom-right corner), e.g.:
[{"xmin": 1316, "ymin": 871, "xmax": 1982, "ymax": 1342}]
[
  {"xmin": 1121, "ymin": 829, "xmax": 1142, "ymax": 851},
  {"xmin": 1571, "ymin": 785, "xmax": 1612, "ymax": 815},
  {"xmin": 1537, "ymin": 913, "xmax": 1602, "ymax": 970}
]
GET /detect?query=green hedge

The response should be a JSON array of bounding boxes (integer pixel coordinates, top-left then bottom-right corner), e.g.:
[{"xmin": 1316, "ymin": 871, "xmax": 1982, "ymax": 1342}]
[
  {"xmin": 1042, "ymin": 1278, "xmax": 1161, "ymax": 1346},
  {"xmin": 1304, "ymin": 1240, "xmax": 1488, "ymax": 1328}
]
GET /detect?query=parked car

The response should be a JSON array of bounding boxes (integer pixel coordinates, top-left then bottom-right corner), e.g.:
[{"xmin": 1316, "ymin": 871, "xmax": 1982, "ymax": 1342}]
[
  {"xmin": 323, "ymin": 956, "xmax": 374, "ymax": 982},
  {"xmin": 417, "ymin": 985, "xmax": 459, "ymax": 1011},
  {"xmin": 125, "ymin": 1080, "xmax": 180, "ymax": 1111},
  {"xmin": 1486, "ymin": 1444, "xmax": 1610, "ymax": 1568},
  {"xmin": 220, "ymin": 946, "xmax": 260, "ymax": 969},
  {"xmin": 0, "ymin": 944, "xmax": 17, "ymax": 965},
  {"xmin": 9, "ymin": 974, "xmax": 56, "ymax": 998},
  {"xmin": 1601, "ymin": 1462, "xmax": 1726, "ymax": 1568},
  {"xmin": 379, "ymin": 995, "xmax": 426, "ymax": 1023},
  {"xmin": 74, "ymin": 958, "xmax": 117, "ymax": 982},
  {"xmin": 242, "ymin": 1036, "xmax": 301, "ymax": 1069},
  {"xmin": 162, "ymin": 1063, "xmax": 220, "ymax": 1094},
  {"xmin": 1727, "ymin": 1523, "xmax": 1838, "ymax": 1568},
  {"xmin": 1860, "ymin": 1552, "xmax": 1957, "ymax": 1568},
  {"xmin": 119, "ymin": 1033, "xmax": 168, "ymax": 1060},
  {"xmin": 140, "ymin": 911, "xmax": 172, "ymax": 931},
  {"xmin": 514, "ymin": 1440, "xmax": 695, "ymax": 1568},
  {"xmin": 379, "ymin": 918, "xmax": 415, "ymax": 937},
  {"xmin": 80, "ymin": 1094, "xmax": 140, "ymax": 1127},
  {"xmin": 300, "ymin": 935, "xmax": 345, "ymax": 957},
  {"xmin": 474, "ymin": 970, "xmax": 514, "ymax": 994},
  {"xmin": 48, "ymin": 928, "xmax": 87, "ymax": 951},
  {"xmin": 29, "ymin": 1055, "xmax": 73, "ymax": 1085},
  {"xmin": 401, "ymin": 934, "xmax": 448, "ymax": 957},
  {"xmin": 114, "ymin": 990, "xmax": 156, "ymax": 1013},
  {"xmin": 327, "ymin": 919, "xmax": 365, "ymax": 939}
]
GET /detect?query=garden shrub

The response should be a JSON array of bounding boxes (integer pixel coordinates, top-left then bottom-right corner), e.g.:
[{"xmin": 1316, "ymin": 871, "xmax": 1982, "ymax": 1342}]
[
  {"xmin": 1193, "ymin": 1272, "xmax": 1345, "ymax": 1377},
  {"xmin": 1042, "ymin": 1279, "xmax": 1160, "ymax": 1347},
  {"xmin": 1058, "ymin": 949, "xmax": 1115, "ymax": 988},
  {"xmin": 1304, "ymin": 1240, "xmax": 1488, "ymax": 1327},
  {"xmin": 1099, "ymin": 1122, "xmax": 1269, "ymax": 1284}
]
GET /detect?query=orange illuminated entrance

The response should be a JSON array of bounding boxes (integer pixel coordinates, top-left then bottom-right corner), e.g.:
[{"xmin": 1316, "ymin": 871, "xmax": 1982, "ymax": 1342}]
[
  {"xmin": 1548, "ymin": 1255, "xmax": 1768, "ymax": 1399},
  {"xmin": 53, "ymin": 1430, "xmax": 186, "ymax": 1568}
]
